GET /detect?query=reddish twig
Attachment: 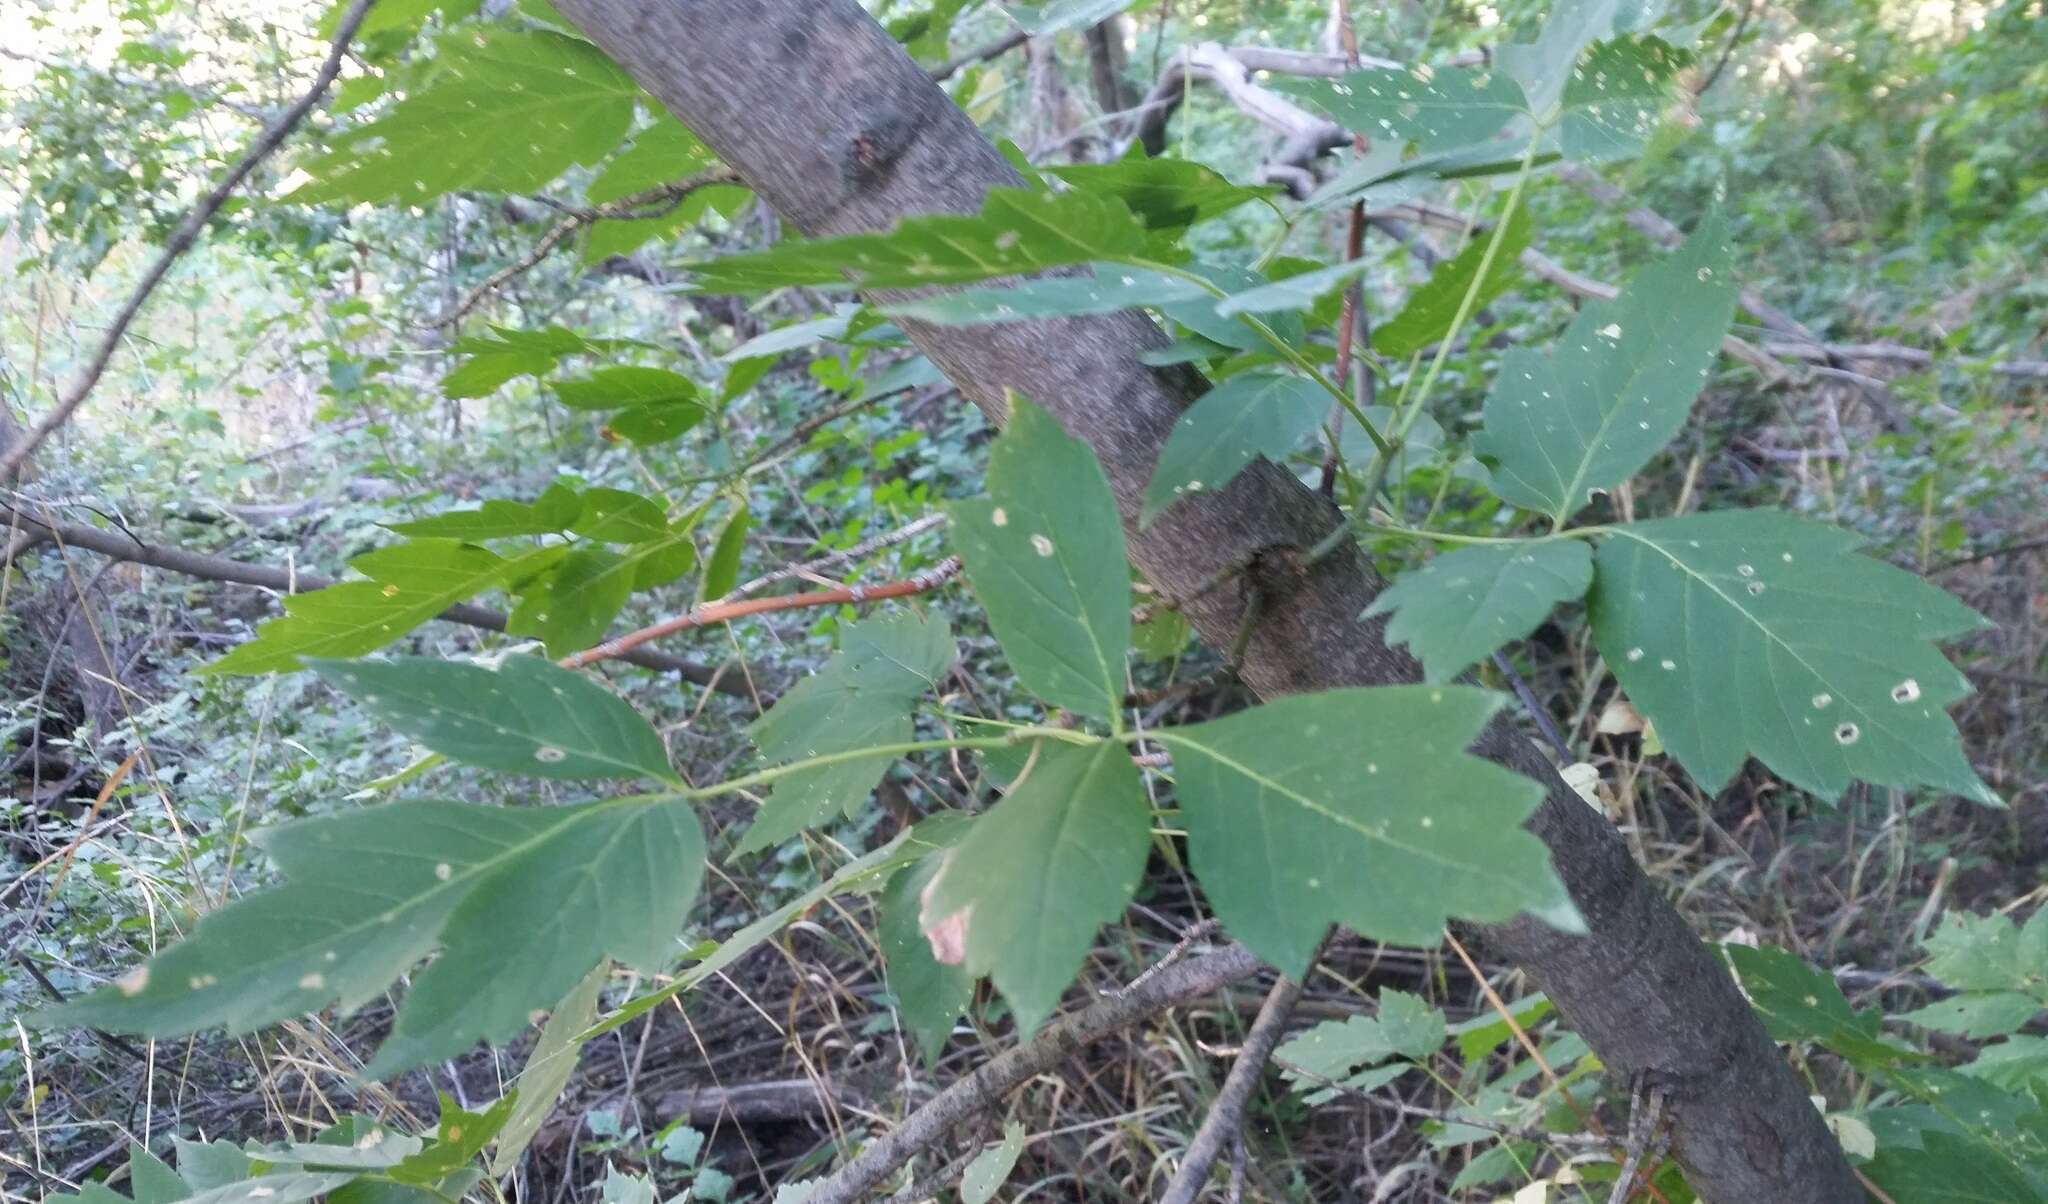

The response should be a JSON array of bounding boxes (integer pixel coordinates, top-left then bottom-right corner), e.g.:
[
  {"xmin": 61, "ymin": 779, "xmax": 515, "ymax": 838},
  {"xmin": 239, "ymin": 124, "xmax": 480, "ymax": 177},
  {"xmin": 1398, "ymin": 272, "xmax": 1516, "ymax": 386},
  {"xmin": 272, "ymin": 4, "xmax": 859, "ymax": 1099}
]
[{"xmin": 561, "ymin": 557, "xmax": 961, "ymax": 669}]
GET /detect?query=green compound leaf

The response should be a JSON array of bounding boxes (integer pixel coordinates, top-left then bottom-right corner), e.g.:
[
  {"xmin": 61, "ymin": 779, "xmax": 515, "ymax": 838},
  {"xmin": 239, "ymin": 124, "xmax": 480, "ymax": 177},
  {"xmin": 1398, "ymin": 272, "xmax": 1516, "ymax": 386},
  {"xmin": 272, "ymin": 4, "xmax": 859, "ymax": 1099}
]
[
  {"xmin": 37, "ymin": 797, "xmax": 706, "ymax": 1079},
  {"xmin": 1557, "ymin": 37, "xmax": 1689, "ymax": 163},
  {"xmin": 950, "ymin": 398, "xmax": 1131, "ymax": 720},
  {"xmin": 1475, "ymin": 212, "xmax": 1735, "ymax": 524},
  {"xmin": 205, "ymin": 542, "xmax": 564, "ymax": 676},
  {"xmin": 1277, "ymin": 987, "xmax": 1445, "ymax": 1101},
  {"xmin": 1373, "ymin": 206, "xmax": 1532, "ymax": 358},
  {"xmin": 386, "ymin": 483, "xmax": 584, "ymax": 540},
  {"xmin": 700, "ymin": 504, "xmax": 750, "ymax": 600},
  {"xmin": 1280, "ymin": 66, "xmax": 1528, "ymax": 152},
  {"xmin": 926, "ymin": 739, "xmax": 1151, "ymax": 1033},
  {"xmin": 685, "ymin": 188, "xmax": 1156, "ymax": 292},
  {"xmin": 295, "ymin": 32, "xmax": 638, "ymax": 206},
  {"xmin": 388, "ymin": 1093, "xmax": 517, "ymax": 1185},
  {"xmin": 1046, "ymin": 158, "xmax": 1269, "ymax": 230},
  {"xmin": 736, "ymin": 612, "xmax": 954, "ymax": 854},
  {"xmin": 878, "ymin": 851, "xmax": 976, "ymax": 1064},
  {"xmin": 309, "ymin": 655, "xmax": 676, "ymax": 784},
  {"xmin": 1589, "ymin": 510, "xmax": 1996, "ymax": 804},
  {"xmin": 1142, "ymin": 372, "xmax": 1328, "ymax": 523},
  {"xmin": 1364, "ymin": 540, "xmax": 1593, "ymax": 683},
  {"xmin": 1157, "ymin": 687, "xmax": 1576, "ymax": 976}
]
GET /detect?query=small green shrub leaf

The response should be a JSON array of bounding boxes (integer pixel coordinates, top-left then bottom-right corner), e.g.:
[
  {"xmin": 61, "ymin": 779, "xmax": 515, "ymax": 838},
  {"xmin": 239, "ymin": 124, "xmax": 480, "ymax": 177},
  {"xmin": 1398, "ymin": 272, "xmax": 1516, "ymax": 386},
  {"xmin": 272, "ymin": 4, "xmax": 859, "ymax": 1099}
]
[
  {"xmin": 1143, "ymin": 372, "xmax": 1328, "ymax": 523},
  {"xmin": 1157, "ymin": 687, "xmax": 1576, "ymax": 975},
  {"xmin": 926, "ymin": 739, "xmax": 1151, "ymax": 1033},
  {"xmin": 950, "ymin": 398, "xmax": 1131, "ymax": 720},
  {"xmin": 1557, "ymin": 37, "xmax": 1689, "ymax": 162},
  {"xmin": 1475, "ymin": 213, "xmax": 1736, "ymax": 523},
  {"xmin": 1364, "ymin": 540, "xmax": 1592, "ymax": 683},
  {"xmin": 490, "ymin": 963, "xmax": 607, "ymax": 1176},
  {"xmin": 205, "ymin": 542, "xmax": 564, "ymax": 676},
  {"xmin": 1589, "ymin": 510, "xmax": 1996, "ymax": 803},
  {"xmin": 309, "ymin": 655, "xmax": 676, "ymax": 783}
]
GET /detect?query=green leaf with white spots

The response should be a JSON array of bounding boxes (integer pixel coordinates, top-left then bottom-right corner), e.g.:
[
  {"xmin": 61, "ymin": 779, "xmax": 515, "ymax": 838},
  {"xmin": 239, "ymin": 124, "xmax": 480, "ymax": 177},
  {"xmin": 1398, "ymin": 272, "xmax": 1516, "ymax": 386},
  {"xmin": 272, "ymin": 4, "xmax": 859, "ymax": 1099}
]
[
  {"xmin": 879, "ymin": 852, "xmax": 976, "ymax": 1064},
  {"xmin": 1364, "ymin": 540, "xmax": 1593, "ymax": 683},
  {"xmin": 685, "ymin": 188, "xmax": 1159, "ymax": 292},
  {"xmin": 35, "ymin": 797, "xmax": 706, "ymax": 1080},
  {"xmin": 1143, "ymin": 372, "xmax": 1328, "ymax": 523},
  {"xmin": 926, "ymin": 739, "xmax": 1151, "ymax": 1032},
  {"xmin": 735, "ymin": 613, "xmax": 954, "ymax": 853},
  {"xmin": 294, "ymin": 31, "xmax": 638, "ymax": 206},
  {"xmin": 1280, "ymin": 66, "xmax": 1529, "ymax": 151},
  {"xmin": 309, "ymin": 655, "xmax": 676, "ymax": 783},
  {"xmin": 1212, "ymin": 259, "xmax": 1373, "ymax": 318},
  {"xmin": 1475, "ymin": 213, "xmax": 1736, "ymax": 523},
  {"xmin": 950, "ymin": 398, "xmax": 1131, "ymax": 720},
  {"xmin": 1589, "ymin": 510, "xmax": 1996, "ymax": 804},
  {"xmin": 1155, "ymin": 687, "xmax": 1577, "ymax": 976},
  {"xmin": 204, "ymin": 542, "xmax": 565, "ymax": 676}
]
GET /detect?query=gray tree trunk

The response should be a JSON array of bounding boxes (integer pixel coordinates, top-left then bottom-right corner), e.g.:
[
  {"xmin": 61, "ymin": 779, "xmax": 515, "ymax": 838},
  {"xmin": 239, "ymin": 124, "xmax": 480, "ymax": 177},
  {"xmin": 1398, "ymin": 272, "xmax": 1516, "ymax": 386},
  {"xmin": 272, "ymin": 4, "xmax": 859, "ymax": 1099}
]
[{"xmin": 550, "ymin": 2, "xmax": 1864, "ymax": 1198}]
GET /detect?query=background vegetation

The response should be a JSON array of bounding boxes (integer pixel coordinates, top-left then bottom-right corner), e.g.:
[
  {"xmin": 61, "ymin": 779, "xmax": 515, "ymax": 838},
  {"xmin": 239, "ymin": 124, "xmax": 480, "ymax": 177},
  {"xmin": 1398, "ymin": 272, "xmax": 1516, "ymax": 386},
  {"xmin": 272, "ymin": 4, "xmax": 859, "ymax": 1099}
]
[{"xmin": 2, "ymin": 0, "xmax": 2043, "ymax": 1200}]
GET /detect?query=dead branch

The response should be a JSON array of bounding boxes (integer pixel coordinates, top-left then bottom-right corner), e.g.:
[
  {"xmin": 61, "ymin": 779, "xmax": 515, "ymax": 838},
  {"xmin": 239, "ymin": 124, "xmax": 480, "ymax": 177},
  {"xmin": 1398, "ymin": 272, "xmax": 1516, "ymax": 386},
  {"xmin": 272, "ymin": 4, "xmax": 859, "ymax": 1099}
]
[{"xmin": 798, "ymin": 943, "xmax": 1263, "ymax": 1204}]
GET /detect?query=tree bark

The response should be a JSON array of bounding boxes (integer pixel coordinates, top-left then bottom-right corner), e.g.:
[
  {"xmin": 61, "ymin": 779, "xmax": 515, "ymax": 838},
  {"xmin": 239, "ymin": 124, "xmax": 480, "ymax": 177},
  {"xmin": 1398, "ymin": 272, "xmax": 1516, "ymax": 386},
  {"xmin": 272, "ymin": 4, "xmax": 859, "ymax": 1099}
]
[{"xmin": 549, "ymin": 2, "xmax": 1863, "ymax": 1198}]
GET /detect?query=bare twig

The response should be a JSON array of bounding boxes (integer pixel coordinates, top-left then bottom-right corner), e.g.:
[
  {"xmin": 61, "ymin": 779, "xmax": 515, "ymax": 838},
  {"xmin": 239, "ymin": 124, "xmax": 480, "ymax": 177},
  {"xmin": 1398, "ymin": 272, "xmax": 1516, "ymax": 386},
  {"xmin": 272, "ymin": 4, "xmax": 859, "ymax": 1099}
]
[
  {"xmin": 1607, "ymin": 1080, "xmax": 1669, "ymax": 1203},
  {"xmin": 927, "ymin": 29, "xmax": 1031, "ymax": 83},
  {"xmin": 798, "ymin": 944, "xmax": 1263, "ymax": 1204},
  {"xmin": 0, "ymin": 0, "xmax": 379, "ymax": 480},
  {"xmin": 1159, "ymin": 970, "xmax": 1308, "ymax": 1204}
]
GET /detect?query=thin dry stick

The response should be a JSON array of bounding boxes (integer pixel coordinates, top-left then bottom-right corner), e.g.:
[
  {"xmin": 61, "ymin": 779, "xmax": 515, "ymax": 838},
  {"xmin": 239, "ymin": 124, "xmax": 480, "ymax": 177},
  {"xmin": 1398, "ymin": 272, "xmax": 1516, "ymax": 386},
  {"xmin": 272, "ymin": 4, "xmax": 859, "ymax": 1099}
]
[
  {"xmin": 0, "ymin": 0, "xmax": 379, "ymax": 480},
  {"xmin": 1159, "ymin": 971, "xmax": 1307, "ymax": 1204},
  {"xmin": 561, "ymin": 557, "xmax": 961, "ymax": 669},
  {"xmin": 799, "ymin": 943, "xmax": 1263, "ymax": 1204}
]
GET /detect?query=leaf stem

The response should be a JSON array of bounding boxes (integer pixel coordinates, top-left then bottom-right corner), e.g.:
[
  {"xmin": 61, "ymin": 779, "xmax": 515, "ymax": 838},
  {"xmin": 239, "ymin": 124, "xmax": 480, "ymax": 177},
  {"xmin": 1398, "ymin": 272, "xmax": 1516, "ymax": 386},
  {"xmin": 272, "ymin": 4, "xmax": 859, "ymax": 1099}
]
[{"xmin": 687, "ymin": 728, "xmax": 1095, "ymax": 799}]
